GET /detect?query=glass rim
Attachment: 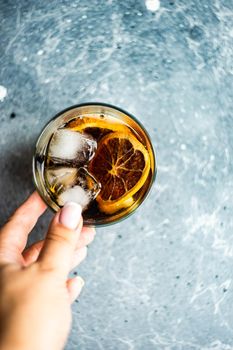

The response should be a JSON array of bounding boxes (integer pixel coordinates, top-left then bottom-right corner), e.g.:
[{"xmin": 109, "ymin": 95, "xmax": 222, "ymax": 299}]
[{"xmin": 32, "ymin": 102, "xmax": 157, "ymax": 227}]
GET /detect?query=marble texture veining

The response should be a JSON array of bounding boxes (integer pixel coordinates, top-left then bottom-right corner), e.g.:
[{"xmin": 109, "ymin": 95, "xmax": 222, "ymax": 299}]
[{"xmin": 0, "ymin": 0, "xmax": 233, "ymax": 349}]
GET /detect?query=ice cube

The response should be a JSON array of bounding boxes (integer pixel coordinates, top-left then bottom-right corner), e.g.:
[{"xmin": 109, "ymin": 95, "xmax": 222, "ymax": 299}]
[
  {"xmin": 45, "ymin": 167, "xmax": 77, "ymax": 192},
  {"xmin": 58, "ymin": 185, "xmax": 91, "ymax": 209},
  {"xmin": 57, "ymin": 167, "xmax": 101, "ymax": 210},
  {"xmin": 48, "ymin": 129, "xmax": 97, "ymax": 163}
]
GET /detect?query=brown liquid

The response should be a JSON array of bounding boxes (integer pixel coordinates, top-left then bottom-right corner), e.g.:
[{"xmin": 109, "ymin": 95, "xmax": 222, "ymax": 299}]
[{"xmin": 43, "ymin": 113, "xmax": 154, "ymax": 225}]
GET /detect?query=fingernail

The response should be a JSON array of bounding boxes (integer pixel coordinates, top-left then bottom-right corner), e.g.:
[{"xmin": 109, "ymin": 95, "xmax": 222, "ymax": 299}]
[
  {"xmin": 59, "ymin": 202, "xmax": 82, "ymax": 230},
  {"xmin": 75, "ymin": 276, "xmax": 85, "ymax": 288}
]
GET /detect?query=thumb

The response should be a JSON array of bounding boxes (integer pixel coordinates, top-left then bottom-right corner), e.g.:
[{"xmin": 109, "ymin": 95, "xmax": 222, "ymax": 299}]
[{"xmin": 38, "ymin": 202, "xmax": 83, "ymax": 276}]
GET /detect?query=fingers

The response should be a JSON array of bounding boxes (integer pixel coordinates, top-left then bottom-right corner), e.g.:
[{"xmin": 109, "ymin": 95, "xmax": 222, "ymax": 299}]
[
  {"xmin": 0, "ymin": 192, "xmax": 47, "ymax": 264},
  {"xmin": 76, "ymin": 227, "xmax": 96, "ymax": 249},
  {"xmin": 67, "ymin": 276, "xmax": 85, "ymax": 303},
  {"xmin": 71, "ymin": 246, "xmax": 87, "ymax": 268},
  {"xmin": 23, "ymin": 240, "xmax": 44, "ymax": 266},
  {"xmin": 23, "ymin": 227, "xmax": 95, "ymax": 266},
  {"xmin": 23, "ymin": 242, "xmax": 88, "ymax": 269},
  {"xmin": 38, "ymin": 202, "xmax": 83, "ymax": 276}
]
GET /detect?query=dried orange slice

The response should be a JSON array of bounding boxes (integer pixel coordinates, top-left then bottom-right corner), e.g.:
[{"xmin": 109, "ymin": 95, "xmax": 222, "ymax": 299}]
[
  {"xmin": 66, "ymin": 116, "xmax": 130, "ymax": 141},
  {"xmin": 89, "ymin": 131, "xmax": 150, "ymax": 214}
]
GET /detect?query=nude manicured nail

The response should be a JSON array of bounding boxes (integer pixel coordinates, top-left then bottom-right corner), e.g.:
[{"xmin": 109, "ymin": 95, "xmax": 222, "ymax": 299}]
[
  {"xmin": 59, "ymin": 202, "xmax": 82, "ymax": 230},
  {"xmin": 75, "ymin": 276, "xmax": 85, "ymax": 288}
]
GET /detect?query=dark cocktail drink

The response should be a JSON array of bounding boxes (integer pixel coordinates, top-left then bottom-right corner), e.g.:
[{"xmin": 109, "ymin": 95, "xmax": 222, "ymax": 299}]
[{"xmin": 33, "ymin": 103, "xmax": 156, "ymax": 226}]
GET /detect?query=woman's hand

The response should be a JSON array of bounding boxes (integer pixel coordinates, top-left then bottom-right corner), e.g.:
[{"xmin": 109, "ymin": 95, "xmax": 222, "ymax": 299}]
[{"xmin": 0, "ymin": 192, "xmax": 95, "ymax": 350}]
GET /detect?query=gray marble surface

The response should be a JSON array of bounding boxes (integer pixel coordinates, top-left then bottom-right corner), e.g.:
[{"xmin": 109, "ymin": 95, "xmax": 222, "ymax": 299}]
[{"xmin": 1, "ymin": 0, "xmax": 233, "ymax": 349}]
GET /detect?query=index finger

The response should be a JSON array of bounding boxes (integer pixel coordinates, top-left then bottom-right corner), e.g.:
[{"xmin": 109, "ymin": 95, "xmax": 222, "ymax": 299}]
[{"xmin": 0, "ymin": 192, "xmax": 47, "ymax": 264}]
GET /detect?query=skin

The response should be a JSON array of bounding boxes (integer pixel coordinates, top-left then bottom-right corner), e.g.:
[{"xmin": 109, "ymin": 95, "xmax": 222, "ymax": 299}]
[{"xmin": 0, "ymin": 192, "xmax": 95, "ymax": 350}]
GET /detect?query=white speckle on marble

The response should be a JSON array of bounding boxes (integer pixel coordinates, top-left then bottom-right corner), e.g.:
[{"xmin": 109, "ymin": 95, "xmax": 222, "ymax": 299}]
[
  {"xmin": 180, "ymin": 143, "xmax": 187, "ymax": 150},
  {"xmin": 101, "ymin": 82, "xmax": 109, "ymax": 91},
  {"xmin": 158, "ymin": 165, "xmax": 171, "ymax": 173},
  {"xmin": 202, "ymin": 135, "xmax": 207, "ymax": 141},
  {"xmin": 210, "ymin": 154, "xmax": 215, "ymax": 161},
  {"xmin": 37, "ymin": 49, "xmax": 44, "ymax": 56},
  {"xmin": 22, "ymin": 57, "xmax": 28, "ymax": 62},
  {"xmin": 145, "ymin": 0, "xmax": 160, "ymax": 12},
  {"xmin": 0, "ymin": 85, "xmax": 7, "ymax": 102},
  {"xmin": 82, "ymin": 15, "xmax": 87, "ymax": 19}
]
